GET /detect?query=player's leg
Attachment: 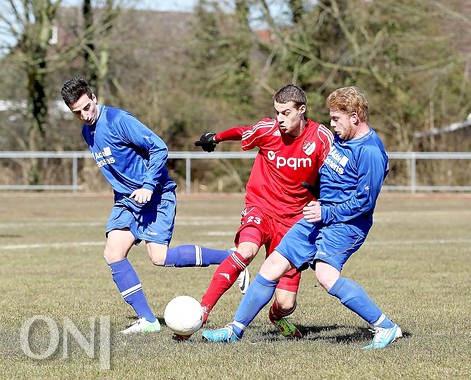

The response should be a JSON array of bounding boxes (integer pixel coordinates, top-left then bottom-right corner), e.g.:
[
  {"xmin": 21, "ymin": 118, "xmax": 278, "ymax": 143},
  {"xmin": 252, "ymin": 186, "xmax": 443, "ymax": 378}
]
[
  {"xmin": 315, "ymin": 224, "xmax": 402, "ymax": 349},
  {"xmin": 200, "ymin": 207, "xmax": 270, "ymax": 323},
  {"xmin": 200, "ymin": 240, "xmax": 257, "ymax": 324},
  {"xmin": 202, "ymin": 250, "xmax": 293, "ymax": 342},
  {"xmin": 165, "ymin": 245, "xmax": 233, "ymax": 267},
  {"xmin": 119, "ymin": 190, "xmax": 176, "ymax": 333},
  {"xmin": 202, "ymin": 218, "xmax": 314, "ymax": 343},
  {"xmin": 265, "ymin": 222, "xmax": 302, "ymax": 337},
  {"xmin": 270, "ymin": 275, "xmax": 302, "ymax": 338},
  {"xmin": 143, "ymin": 191, "xmax": 177, "ymax": 266},
  {"xmin": 104, "ymin": 228, "xmax": 160, "ymax": 333}
]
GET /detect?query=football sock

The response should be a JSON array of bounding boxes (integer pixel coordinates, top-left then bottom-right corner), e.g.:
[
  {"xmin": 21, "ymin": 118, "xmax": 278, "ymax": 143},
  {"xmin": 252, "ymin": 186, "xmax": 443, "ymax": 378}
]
[
  {"xmin": 232, "ymin": 274, "xmax": 278, "ymax": 338},
  {"xmin": 372, "ymin": 313, "xmax": 395, "ymax": 329},
  {"xmin": 201, "ymin": 251, "xmax": 249, "ymax": 311},
  {"xmin": 328, "ymin": 277, "xmax": 391, "ymax": 326},
  {"xmin": 165, "ymin": 245, "xmax": 232, "ymax": 267},
  {"xmin": 269, "ymin": 299, "xmax": 297, "ymax": 320},
  {"xmin": 109, "ymin": 258, "xmax": 156, "ymax": 323}
]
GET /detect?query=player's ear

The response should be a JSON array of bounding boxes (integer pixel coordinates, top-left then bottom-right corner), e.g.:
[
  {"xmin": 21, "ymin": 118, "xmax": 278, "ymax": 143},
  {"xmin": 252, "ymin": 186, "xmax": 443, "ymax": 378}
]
[
  {"xmin": 91, "ymin": 94, "xmax": 97, "ymax": 103},
  {"xmin": 350, "ymin": 112, "xmax": 359, "ymax": 125},
  {"xmin": 297, "ymin": 104, "xmax": 306, "ymax": 115}
]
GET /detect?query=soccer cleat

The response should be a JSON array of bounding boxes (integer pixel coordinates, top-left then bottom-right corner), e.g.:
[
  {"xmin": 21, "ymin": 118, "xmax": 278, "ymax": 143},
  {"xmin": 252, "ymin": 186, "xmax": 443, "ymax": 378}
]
[
  {"xmin": 236, "ymin": 266, "xmax": 250, "ymax": 294},
  {"xmin": 201, "ymin": 324, "xmax": 239, "ymax": 343},
  {"xmin": 120, "ymin": 317, "xmax": 161, "ymax": 334},
  {"xmin": 362, "ymin": 324, "xmax": 402, "ymax": 349},
  {"xmin": 268, "ymin": 306, "xmax": 302, "ymax": 338}
]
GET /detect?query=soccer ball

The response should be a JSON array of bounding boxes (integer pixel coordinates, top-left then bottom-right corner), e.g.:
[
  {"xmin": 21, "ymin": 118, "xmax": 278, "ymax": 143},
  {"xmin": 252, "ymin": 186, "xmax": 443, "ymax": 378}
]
[{"xmin": 164, "ymin": 295, "xmax": 203, "ymax": 337}]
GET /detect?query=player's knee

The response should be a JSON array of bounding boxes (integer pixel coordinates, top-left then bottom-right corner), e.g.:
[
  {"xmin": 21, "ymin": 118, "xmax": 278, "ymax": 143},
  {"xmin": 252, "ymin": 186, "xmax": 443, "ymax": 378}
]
[
  {"xmin": 277, "ymin": 298, "xmax": 297, "ymax": 313},
  {"xmin": 103, "ymin": 248, "xmax": 125, "ymax": 264},
  {"xmin": 235, "ymin": 243, "xmax": 259, "ymax": 262},
  {"xmin": 315, "ymin": 261, "xmax": 340, "ymax": 292},
  {"xmin": 147, "ymin": 243, "xmax": 168, "ymax": 266},
  {"xmin": 315, "ymin": 270, "xmax": 337, "ymax": 292},
  {"xmin": 274, "ymin": 291, "xmax": 297, "ymax": 312},
  {"xmin": 148, "ymin": 252, "xmax": 165, "ymax": 266}
]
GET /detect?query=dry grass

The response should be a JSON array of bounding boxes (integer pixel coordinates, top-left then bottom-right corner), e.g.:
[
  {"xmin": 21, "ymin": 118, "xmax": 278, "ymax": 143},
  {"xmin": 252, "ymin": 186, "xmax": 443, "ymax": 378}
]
[{"xmin": 0, "ymin": 192, "xmax": 470, "ymax": 379}]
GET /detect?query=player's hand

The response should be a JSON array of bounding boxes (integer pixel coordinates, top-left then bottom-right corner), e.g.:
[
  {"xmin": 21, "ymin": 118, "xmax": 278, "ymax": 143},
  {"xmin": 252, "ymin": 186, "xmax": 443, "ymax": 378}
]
[
  {"xmin": 303, "ymin": 201, "xmax": 322, "ymax": 223},
  {"xmin": 195, "ymin": 132, "xmax": 217, "ymax": 152},
  {"xmin": 130, "ymin": 188, "xmax": 153, "ymax": 204}
]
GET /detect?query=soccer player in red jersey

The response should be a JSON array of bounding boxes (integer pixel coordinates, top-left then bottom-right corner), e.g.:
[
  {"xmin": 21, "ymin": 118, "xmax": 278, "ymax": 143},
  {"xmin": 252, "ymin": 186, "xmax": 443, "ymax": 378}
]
[{"xmin": 193, "ymin": 84, "xmax": 333, "ymax": 337}]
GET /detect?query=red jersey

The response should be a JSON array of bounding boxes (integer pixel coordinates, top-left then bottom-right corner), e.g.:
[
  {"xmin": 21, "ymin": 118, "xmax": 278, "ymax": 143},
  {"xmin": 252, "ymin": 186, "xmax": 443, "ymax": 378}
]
[{"xmin": 215, "ymin": 118, "xmax": 333, "ymax": 225}]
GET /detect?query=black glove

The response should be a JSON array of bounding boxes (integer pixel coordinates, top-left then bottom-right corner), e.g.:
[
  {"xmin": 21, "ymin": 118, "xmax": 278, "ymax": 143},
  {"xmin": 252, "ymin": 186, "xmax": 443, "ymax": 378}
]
[
  {"xmin": 195, "ymin": 132, "xmax": 218, "ymax": 152},
  {"xmin": 302, "ymin": 180, "xmax": 320, "ymax": 199}
]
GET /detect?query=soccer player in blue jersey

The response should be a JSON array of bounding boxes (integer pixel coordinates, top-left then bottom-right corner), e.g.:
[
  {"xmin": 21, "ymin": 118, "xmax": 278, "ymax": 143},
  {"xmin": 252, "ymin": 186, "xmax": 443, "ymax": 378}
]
[
  {"xmin": 61, "ymin": 76, "xmax": 235, "ymax": 334},
  {"xmin": 202, "ymin": 86, "xmax": 403, "ymax": 349}
]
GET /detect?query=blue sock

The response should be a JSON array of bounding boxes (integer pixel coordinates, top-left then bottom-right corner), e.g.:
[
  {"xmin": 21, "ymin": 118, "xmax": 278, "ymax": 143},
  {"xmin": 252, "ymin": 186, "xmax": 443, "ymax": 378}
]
[
  {"xmin": 165, "ymin": 245, "xmax": 232, "ymax": 267},
  {"xmin": 328, "ymin": 277, "xmax": 393, "ymax": 327},
  {"xmin": 109, "ymin": 258, "xmax": 156, "ymax": 322},
  {"xmin": 232, "ymin": 274, "xmax": 278, "ymax": 338}
]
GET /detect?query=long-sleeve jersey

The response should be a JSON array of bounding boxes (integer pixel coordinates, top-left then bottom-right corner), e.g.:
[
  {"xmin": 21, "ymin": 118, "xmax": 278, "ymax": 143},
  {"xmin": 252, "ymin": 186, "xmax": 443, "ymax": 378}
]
[
  {"xmin": 215, "ymin": 118, "xmax": 333, "ymax": 226},
  {"xmin": 82, "ymin": 105, "xmax": 176, "ymax": 195},
  {"xmin": 319, "ymin": 129, "xmax": 389, "ymax": 233}
]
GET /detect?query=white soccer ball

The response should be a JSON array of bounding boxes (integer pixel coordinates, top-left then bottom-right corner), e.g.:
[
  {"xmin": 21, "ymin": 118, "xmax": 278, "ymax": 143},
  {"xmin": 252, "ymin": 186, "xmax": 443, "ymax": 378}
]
[{"xmin": 164, "ymin": 295, "xmax": 203, "ymax": 336}]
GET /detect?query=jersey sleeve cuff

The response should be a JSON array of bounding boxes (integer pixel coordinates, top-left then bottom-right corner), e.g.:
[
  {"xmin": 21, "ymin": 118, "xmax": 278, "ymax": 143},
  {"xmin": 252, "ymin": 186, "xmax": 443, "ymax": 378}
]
[{"xmin": 142, "ymin": 183, "xmax": 155, "ymax": 192}]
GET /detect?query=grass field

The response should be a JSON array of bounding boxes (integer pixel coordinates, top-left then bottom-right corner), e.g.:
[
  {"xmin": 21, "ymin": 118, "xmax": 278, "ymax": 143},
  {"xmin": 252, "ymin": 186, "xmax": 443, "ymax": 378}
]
[{"xmin": 0, "ymin": 192, "xmax": 470, "ymax": 379}]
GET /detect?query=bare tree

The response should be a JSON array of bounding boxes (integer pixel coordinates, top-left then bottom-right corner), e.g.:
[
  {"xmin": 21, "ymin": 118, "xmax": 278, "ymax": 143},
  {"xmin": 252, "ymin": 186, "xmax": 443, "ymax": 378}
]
[
  {"xmin": 249, "ymin": 0, "xmax": 471, "ymax": 152},
  {"xmin": 82, "ymin": 0, "xmax": 120, "ymax": 101},
  {"xmin": 0, "ymin": 0, "xmax": 121, "ymax": 184}
]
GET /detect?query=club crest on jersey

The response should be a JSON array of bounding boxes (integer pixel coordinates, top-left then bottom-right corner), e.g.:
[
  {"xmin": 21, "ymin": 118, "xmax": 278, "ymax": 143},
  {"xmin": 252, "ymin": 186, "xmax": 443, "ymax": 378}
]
[{"xmin": 302, "ymin": 141, "xmax": 316, "ymax": 156}]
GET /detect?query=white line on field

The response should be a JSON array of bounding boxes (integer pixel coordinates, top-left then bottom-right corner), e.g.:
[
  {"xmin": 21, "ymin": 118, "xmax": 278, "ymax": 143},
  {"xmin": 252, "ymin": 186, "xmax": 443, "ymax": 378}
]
[
  {"xmin": 0, "ymin": 241, "xmax": 104, "ymax": 250},
  {"xmin": 367, "ymin": 239, "xmax": 471, "ymax": 245},
  {"xmin": 1, "ymin": 238, "xmax": 470, "ymax": 252},
  {"xmin": 0, "ymin": 219, "xmax": 238, "ymax": 228}
]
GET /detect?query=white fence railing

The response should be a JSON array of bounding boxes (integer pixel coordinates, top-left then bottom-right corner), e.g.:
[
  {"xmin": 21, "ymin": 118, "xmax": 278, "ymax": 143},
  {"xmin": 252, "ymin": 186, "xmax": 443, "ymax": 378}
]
[{"xmin": 0, "ymin": 151, "xmax": 470, "ymax": 193}]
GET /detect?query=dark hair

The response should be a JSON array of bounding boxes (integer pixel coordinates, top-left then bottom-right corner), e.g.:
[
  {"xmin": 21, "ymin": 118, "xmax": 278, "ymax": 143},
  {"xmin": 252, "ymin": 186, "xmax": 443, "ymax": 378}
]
[
  {"xmin": 273, "ymin": 84, "xmax": 307, "ymax": 108},
  {"xmin": 61, "ymin": 77, "xmax": 93, "ymax": 106}
]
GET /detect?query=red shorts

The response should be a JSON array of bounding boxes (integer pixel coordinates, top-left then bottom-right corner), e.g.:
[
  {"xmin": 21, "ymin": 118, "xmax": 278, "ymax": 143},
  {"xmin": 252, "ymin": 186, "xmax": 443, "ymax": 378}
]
[{"xmin": 234, "ymin": 206, "xmax": 302, "ymax": 292}]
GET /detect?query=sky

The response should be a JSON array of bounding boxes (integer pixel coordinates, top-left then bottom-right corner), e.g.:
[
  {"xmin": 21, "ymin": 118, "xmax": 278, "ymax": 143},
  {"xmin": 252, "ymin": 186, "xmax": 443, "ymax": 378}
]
[
  {"xmin": 60, "ymin": 0, "xmax": 203, "ymax": 12},
  {"xmin": 133, "ymin": 0, "xmax": 197, "ymax": 12},
  {"xmin": 60, "ymin": 0, "xmax": 292, "ymax": 22}
]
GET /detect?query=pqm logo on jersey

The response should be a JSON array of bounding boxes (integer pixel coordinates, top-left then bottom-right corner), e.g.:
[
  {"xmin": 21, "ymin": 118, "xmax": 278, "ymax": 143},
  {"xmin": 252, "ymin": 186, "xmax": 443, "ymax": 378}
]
[
  {"xmin": 324, "ymin": 147, "xmax": 349, "ymax": 174},
  {"xmin": 94, "ymin": 147, "xmax": 116, "ymax": 168},
  {"xmin": 268, "ymin": 151, "xmax": 312, "ymax": 170}
]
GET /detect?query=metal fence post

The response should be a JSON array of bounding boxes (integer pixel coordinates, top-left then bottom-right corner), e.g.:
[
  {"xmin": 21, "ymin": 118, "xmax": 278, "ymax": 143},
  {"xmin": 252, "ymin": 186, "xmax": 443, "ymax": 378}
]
[{"xmin": 411, "ymin": 152, "xmax": 417, "ymax": 194}]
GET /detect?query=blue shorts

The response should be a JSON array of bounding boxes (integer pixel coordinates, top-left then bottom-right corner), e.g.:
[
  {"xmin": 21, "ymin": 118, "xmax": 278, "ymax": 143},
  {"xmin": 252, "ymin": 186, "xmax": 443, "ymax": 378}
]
[
  {"xmin": 106, "ymin": 190, "xmax": 177, "ymax": 245},
  {"xmin": 275, "ymin": 218, "xmax": 366, "ymax": 272}
]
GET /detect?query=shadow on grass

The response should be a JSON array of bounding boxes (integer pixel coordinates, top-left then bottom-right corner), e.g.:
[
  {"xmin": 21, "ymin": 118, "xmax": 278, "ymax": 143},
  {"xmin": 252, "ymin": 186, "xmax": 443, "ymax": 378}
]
[{"xmin": 266, "ymin": 324, "xmax": 412, "ymax": 344}]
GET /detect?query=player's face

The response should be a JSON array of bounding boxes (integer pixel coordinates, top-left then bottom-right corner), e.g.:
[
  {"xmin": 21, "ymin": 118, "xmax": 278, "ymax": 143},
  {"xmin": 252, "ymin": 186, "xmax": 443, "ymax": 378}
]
[
  {"xmin": 274, "ymin": 101, "xmax": 306, "ymax": 137},
  {"xmin": 69, "ymin": 94, "xmax": 99, "ymax": 125},
  {"xmin": 329, "ymin": 110, "xmax": 356, "ymax": 140}
]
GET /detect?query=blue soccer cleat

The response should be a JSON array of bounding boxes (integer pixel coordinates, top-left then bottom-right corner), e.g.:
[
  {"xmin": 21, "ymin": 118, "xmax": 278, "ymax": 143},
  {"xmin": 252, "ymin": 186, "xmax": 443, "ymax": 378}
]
[
  {"xmin": 201, "ymin": 324, "xmax": 239, "ymax": 343},
  {"xmin": 362, "ymin": 324, "xmax": 402, "ymax": 349}
]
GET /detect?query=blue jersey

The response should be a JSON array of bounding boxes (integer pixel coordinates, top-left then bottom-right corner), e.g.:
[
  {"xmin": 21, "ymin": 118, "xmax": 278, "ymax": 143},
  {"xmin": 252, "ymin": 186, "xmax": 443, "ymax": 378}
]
[
  {"xmin": 82, "ymin": 105, "xmax": 176, "ymax": 195},
  {"xmin": 319, "ymin": 129, "xmax": 388, "ymax": 233}
]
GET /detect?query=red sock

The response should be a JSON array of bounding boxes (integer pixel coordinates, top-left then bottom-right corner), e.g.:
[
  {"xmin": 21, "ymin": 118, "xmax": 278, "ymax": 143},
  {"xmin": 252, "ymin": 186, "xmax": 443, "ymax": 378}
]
[
  {"xmin": 269, "ymin": 299, "xmax": 297, "ymax": 320},
  {"xmin": 201, "ymin": 251, "xmax": 249, "ymax": 312}
]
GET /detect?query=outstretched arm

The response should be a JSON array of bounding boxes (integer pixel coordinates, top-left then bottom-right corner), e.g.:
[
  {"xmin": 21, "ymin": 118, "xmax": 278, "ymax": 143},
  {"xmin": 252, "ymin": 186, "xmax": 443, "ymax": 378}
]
[{"xmin": 194, "ymin": 126, "xmax": 249, "ymax": 152}]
